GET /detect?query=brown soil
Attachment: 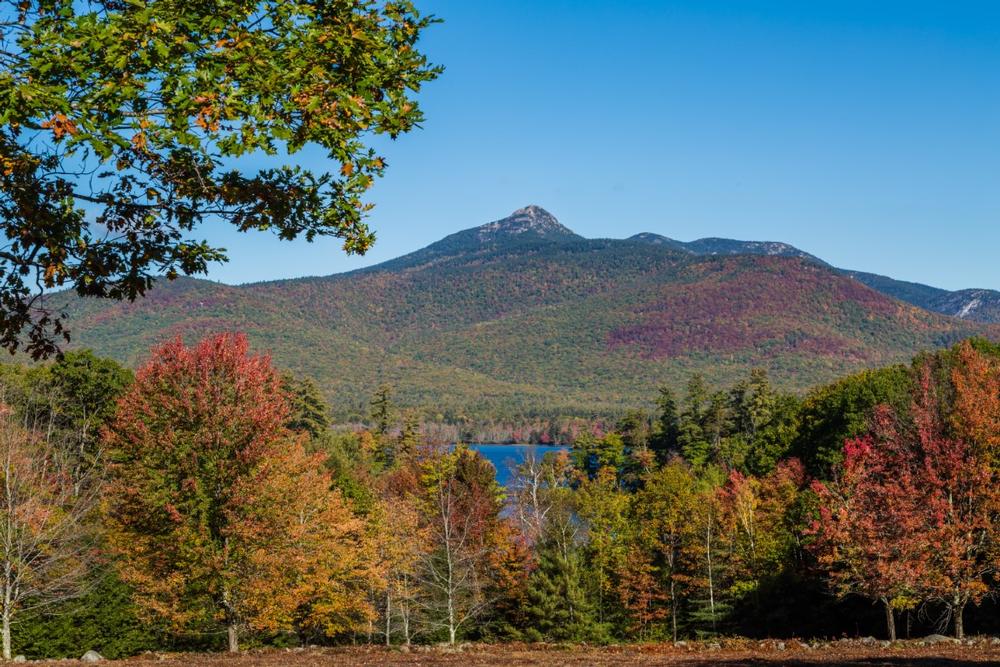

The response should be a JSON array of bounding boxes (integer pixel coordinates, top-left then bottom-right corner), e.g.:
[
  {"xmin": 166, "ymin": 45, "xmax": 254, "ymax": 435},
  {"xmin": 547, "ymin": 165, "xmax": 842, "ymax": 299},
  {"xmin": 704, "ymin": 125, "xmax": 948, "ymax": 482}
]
[{"xmin": 31, "ymin": 640, "xmax": 1000, "ymax": 666}]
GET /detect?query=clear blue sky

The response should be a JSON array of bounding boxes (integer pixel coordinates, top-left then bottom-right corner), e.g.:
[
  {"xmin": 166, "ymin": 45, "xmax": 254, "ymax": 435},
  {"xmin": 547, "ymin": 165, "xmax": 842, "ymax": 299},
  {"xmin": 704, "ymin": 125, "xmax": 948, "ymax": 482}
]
[{"xmin": 206, "ymin": 0, "xmax": 1000, "ymax": 291}]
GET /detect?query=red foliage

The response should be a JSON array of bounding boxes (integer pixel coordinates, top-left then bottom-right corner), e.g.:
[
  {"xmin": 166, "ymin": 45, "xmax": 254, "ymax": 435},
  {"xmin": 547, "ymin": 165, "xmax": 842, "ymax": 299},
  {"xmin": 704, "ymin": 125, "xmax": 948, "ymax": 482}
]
[
  {"xmin": 810, "ymin": 361, "xmax": 999, "ymax": 638},
  {"xmin": 808, "ymin": 408, "xmax": 928, "ymax": 620},
  {"xmin": 607, "ymin": 259, "xmax": 910, "ymax": 360}
]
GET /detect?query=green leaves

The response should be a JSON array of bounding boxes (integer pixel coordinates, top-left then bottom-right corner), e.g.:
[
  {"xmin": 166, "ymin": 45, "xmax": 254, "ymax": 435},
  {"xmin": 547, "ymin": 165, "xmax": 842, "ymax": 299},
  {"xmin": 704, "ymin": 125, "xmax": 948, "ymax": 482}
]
[{"xmin": 0, "ymin": 0, "xmax": 440, "ymax": 356}]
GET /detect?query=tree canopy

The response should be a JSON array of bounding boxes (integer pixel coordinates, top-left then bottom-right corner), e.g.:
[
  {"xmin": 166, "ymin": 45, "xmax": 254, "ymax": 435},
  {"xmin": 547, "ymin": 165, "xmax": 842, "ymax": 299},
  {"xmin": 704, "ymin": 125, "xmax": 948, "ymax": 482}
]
[{"xmin": 0, "ymin": 0, "xmax": 439, "ymax": 357}]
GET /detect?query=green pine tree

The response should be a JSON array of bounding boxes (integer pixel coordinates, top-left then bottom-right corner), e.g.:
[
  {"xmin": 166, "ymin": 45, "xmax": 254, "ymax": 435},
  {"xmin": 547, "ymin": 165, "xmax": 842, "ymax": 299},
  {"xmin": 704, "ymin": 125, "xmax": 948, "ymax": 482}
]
[
  {"xmin": 651, "ymin": 386, "xmax": 680, "ymax": 460},
  {"xmin": 282, "ymin": 374, "xmax": 330, "ymax": 439},
  {"xmin": 524, "ymin": 544, "xmax": 608, "ymax": 643},
  {"xmin": 397, "ymin": 410, "xmax": 422, "ymax": 459},
  {"xmin": 678, "ymin": 375, "xmax": 711, "ymax": 466}
]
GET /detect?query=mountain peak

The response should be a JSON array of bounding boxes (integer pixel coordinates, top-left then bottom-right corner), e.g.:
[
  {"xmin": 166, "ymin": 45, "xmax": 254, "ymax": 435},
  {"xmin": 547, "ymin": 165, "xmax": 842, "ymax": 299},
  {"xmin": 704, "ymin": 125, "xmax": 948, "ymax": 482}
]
[
  {"xmin": 511, "ymin": 204, "xmax": 556, "ymax": 221},
  {"xmin": 478, "ymin": 205, "xmax": 576, "ymax": 240}
]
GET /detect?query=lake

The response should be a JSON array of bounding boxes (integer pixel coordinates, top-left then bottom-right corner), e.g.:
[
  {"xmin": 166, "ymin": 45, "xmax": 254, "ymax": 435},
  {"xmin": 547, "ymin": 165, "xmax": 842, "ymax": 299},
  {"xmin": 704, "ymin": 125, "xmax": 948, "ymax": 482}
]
[{"xmin": 467, "ymin": 444, "xmax": 568, "ymax": 487}]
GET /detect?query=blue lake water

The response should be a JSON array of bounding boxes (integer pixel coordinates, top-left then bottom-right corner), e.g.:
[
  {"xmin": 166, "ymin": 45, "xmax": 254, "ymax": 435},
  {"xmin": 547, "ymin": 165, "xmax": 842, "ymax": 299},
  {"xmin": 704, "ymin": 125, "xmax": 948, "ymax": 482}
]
[{"xmin": 467, "ymin": 444, "xmax": 568, "ymax": 487}]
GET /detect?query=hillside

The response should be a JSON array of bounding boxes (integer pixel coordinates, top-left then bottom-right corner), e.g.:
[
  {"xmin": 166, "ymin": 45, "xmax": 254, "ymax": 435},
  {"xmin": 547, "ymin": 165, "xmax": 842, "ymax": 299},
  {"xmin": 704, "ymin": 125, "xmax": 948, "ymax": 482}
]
[
  {"xmin": 626, "ymin": 232, "xmax": 1000, "ymax": 324},
  {"xmin": 54, "ymin": 206, "xmax": 999, "ymax": 420},
  {"xmin": 843, "ymin": 270, "xmax": 1000, "ymax": 323}
]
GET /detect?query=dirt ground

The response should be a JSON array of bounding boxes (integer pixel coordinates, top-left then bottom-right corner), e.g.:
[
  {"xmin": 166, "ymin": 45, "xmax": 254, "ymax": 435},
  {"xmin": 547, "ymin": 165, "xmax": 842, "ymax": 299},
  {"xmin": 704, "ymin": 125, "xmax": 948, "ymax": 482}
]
[{"xmin": 28, "ymin": 640, "xmax": 1000, "ymax": 666}]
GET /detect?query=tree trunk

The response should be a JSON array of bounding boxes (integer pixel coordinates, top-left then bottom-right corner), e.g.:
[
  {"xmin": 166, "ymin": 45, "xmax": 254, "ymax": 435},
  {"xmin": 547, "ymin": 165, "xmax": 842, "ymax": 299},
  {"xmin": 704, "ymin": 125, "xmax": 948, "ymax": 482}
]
[
  {"xmin": 2, "ymin": 611, "xmax": 10, "ymax": 661},
  {"xmin": 227, "ymin": 622, "xmax": 239, "ymax": 653},
  {"xmin": 402, "ymin": 605, "xmax": 411, "ymax": 647},
  {"xmin": 706, "ymin": 519, "xmax": 716, "ymax": 633},
  {"xmin": 385, "ymin": 588, "xmax": 392, "ymax": 646},
  {"xmin": 670, "ymin": 576, "xmax": 678, "ymax": 642},
  {"xmin": 881, "ymin": 598, "xmax": 896, "ymax": 642},
  {"xmin": 953, "ymin": 600, "xmax": 965, "ymax": 639}
]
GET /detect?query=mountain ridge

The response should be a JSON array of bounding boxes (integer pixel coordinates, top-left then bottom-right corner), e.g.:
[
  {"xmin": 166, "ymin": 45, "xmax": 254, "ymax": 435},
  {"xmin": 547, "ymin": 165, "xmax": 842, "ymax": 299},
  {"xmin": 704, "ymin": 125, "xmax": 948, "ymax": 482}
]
[
  {"xmin": 54, "ymin": 206, "xmax": 1000, "ymax": 420},
  {"xmin": 359, "ymin": 206, "xmax": 1000, "ymax": 323}
]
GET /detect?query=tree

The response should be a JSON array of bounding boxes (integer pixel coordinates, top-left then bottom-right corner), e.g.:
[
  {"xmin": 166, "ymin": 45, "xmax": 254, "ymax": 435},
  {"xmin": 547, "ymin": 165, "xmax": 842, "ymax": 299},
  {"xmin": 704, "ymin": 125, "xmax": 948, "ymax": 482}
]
[
  {"xmin": 522, "ymin": 476, "xmax": 605, "ymax": 643},
  {"xmin": 792, "ymin": 366, "xmax": 912, "ymax": 478},
  {"xmin": 370, "ymin": 384, "xmax": 397, "ymax": 466},
  {"xmin": 634, "ymin": 458, "xmax": 700, "ymax": 641},
  {"xmin": 727, "ymin": 369, "xmax": 798, "ymax": 475},
  {"xmin": 12, "ymin": 571, "xmax": 158, "ymax": 661},
  {"xmin": 0, "ymin": 0, "xmax": 440, "ymax": 358},
  {"xmin": 282, "ymin": 374, "xmax": 330, "ymax": 439},
  {"xmin": 575, "ymin": 466, "xmax": 630, "ymax": 624},
  {"xmin": 951, "ymin": 340, "xmax": 1000, "ymax": 465},
  {"xmin": 701, "ymin": 391, "xmax": 730, "ymax": 468},
  {"xmin": 373, "ymin": 465, "xmax": 429, "ymax": 647},
  {"xmin": 0, "ymin": 407, "xmax": 96, "ymax": 660},
  {"xmin": 572, "ymin": 433, "xmax": 625, "ymax": 479},
  {"xmin": 808, "ymin": 411, "xmax": 926, "ymax": 641},
  {"xmin": 687, "ymin": 470, "xmax": 727, "ymax": 637},
  {"xmin": 523, "ymin": 539, "xmax": 605, "ymax": 642},
  {"xmin": 650, "ymin": 386, "xmax": 680, "ymax": 460},
  {"xmin": 677, "ymin": 375, "xmax": 710, "ymax": 466},
  {"xmin": 103, "ymin": 333, "xmax": 374, "ymax": 652},
  {"xmin": 412, "ymin": 446, "xmax": 502, "ymax": 644},
  {"xmin": 483, "ymin": 519, "xmax": 534, "ymax": 640},
  {"xmin": 718, "ymin": 459, "xmax": 804, "ymax": 626},
  {"xmin": 616, "ymin": 410, "xmax": 650, "ymax": 453},
  {"xmin": 0, "ymin": 351, "xmax": 131, "ymax": 487},
  {"xmin": 509, "ymin": 450, "xmax": 573, "ymax": 546},
  {"xmin": 397, "ymin": 411, "xmax": 422, "ymax": 461},
  {"xmin": 616, "ymin": 546, "xmax": 669, "ymax": 640},
  {"xmin": 225, "ymin": 434, "xmax": 377, "ymax": 644},
  {"xmin": 909, "ymin": 364, "xmax": 994, "ymax": 639},
  {"xmin": 810, "ymin": 357, "xmax": 1000, "ymax": 640}
]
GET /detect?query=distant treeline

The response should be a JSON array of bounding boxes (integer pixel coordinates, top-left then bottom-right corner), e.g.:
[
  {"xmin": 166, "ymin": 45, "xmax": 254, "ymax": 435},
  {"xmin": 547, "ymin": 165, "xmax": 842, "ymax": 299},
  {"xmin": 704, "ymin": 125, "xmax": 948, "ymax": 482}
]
[
  {"xmin": 335, "ymin": 413, "xmax": 604, "ymax": 447},
  {"xmin": 1, "ymin": 336, "xmax": 1000, "ymax": 660}
]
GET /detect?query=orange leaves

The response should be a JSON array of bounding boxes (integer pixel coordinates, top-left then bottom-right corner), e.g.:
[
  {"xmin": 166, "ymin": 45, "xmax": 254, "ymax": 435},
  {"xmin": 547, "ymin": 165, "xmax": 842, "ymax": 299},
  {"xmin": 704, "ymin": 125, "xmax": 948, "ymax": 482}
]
[
  {"xmin": 103, "ymin": 333, "xmax": 375, "ymax": 646},
  {"xmin": 192, "ymin": 94, "xmax": 221, "ymax": 132},
  {"xmin": 40, "ymin": 113, "xmax": 78, "ymax": 140},
  {"xmin": 951, "ymin": 341, "xmax": 1000, "ymax": 460},
  {"xmin": 616, "ymin": 549, "xmax": 669, "ymax": 639}
]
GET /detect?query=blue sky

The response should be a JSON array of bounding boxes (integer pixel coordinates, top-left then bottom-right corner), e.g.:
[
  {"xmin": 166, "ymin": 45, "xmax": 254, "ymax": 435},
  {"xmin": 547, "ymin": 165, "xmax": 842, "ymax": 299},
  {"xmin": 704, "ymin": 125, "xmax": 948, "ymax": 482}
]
[{"xmin": 206, "ymin": 1, "xmax": 1000, "ymax": 291}]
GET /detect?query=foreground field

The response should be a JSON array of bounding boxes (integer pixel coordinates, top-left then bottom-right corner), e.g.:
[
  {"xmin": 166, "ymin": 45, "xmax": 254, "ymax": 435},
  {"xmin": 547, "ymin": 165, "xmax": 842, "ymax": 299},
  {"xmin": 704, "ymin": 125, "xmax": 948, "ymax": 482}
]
[{"xmin": 26, "ymin": 641, "xmax": 1000, "ymax": 666}]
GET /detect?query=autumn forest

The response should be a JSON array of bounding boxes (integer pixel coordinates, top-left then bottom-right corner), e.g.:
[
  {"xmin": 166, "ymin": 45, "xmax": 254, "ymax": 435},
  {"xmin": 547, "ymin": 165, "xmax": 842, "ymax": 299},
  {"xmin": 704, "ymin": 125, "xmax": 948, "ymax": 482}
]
[{"xmin": 0, "ymin": 332, "xmax": 998, "ymax": 660}]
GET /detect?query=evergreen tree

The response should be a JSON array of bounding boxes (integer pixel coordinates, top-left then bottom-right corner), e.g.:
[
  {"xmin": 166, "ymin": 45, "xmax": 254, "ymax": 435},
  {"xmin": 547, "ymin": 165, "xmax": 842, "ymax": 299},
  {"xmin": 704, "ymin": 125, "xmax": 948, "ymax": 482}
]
[
  {"xmin": 678, "ymin": 375, "xmax": 711, "ymax": 467},
  {"xmin": 370, "ymin": 384, "xmax": 397, "ymax": 466},
  {"xmin": 651, "ymin": 387, "xmax": 680, "ymax": 460},
  {"xmin": 282, "ymin": 374, "xmax": 330, "ymax": 439},
  {"xmin": 370, "ymin": 384, "xmax": 395, "ymax": 436},
  {"xmin": 13, "ymin": 573, "xmax": 161, "ymax": 660},
  {"xmin": 524, "ymin": 543, "xmax": 606, "ymax": 642},
  {"xmin": 397, "ymin": 411, "xmax": 422, "ymax": 460},
  {"xmin": 702, "ymin": 391, "xmax": 731, "ymax": 468},
  {"xmin": 616, "ymin": 410, "xmax": 651, "ymax": 453}
]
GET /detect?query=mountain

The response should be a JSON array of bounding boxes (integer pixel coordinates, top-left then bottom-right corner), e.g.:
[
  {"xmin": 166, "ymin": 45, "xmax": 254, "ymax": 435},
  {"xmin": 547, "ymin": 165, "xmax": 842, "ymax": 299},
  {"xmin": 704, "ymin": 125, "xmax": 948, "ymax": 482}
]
[
  {"xmin": 843, "ymin": 270, "xmax": 1000, "ymax": 323},
  {"xmin": 54, "ymin": 206, "xmax": 999, "ymax": 420},
  {"xmin": 630, "ymin": 232, "xmax": 1000, "ymax": 324},
  {"xmin": 628, "ymin": 233, "xmax": 828, "ymax": 265}
]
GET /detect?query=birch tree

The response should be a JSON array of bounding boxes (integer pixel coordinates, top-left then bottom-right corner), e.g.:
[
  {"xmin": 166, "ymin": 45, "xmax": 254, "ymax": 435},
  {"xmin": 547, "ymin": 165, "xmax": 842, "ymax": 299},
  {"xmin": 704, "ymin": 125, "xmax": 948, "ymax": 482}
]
[
  {"xmin": 413, "ymin": 447, "xmax": 501, "ymax": 644},
  {"xmin": 0, "ymin": 408, "xmax": 96, "ymax": 660}
]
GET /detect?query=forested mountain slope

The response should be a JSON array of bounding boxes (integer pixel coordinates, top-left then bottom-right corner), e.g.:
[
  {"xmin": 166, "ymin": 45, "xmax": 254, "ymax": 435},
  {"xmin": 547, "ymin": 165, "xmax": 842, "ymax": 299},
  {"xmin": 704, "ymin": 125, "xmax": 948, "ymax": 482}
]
[{"xmin": 55, "ymin": 206, "xmax": 999, "ymax": 419}]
